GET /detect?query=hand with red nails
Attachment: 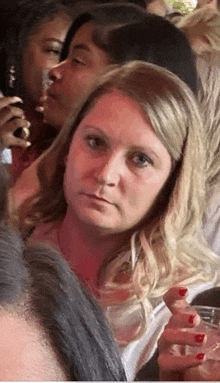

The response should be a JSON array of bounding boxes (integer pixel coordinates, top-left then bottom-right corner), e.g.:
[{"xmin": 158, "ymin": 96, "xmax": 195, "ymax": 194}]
[
  {"xmin": 0, "ymin": 96, "xmax": 31, "ymax": 148},
  {"xmin": 158, "ymin": 287, "xmax": 207, "ymax": 381}
]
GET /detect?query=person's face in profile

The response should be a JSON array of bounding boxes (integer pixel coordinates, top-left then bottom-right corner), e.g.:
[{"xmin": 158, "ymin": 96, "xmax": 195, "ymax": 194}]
[
  {"xmin": 0, "ymin": 311, "xmax": 65, "ymax": 380},
  {"xmin": 43, "ymin": 22, "xmax": 111, "ymax": 130},
  {"xmin": 22, "ymin": 13, "xmax": 72, "ymax": 106}
]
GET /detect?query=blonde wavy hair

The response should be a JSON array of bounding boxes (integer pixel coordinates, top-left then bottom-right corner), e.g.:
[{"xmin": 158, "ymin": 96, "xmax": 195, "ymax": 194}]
[
  {"xmin": 176, "ymin": 7, "xmax": 220, "ymax": 51},
  {"xmin": 195, "ymin": 48, "xmax": 220, "ymax": 189},
  {"xmin": 16, "ymin": 61, "xmax": 220, "ymax": 342}
]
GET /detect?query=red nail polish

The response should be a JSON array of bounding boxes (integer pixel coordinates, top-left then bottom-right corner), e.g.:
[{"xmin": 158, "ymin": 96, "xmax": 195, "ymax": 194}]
[
  {"xmin": 195, "ymin": 334, "xmax": 205, "ymax": 343},
  {"xmin": 196, "ymin": 353, "xmax": 205, "ymax": 360},
  {"xmin": 189, "ymin": 315, "xmax": 196, "ymax": 324},
  {"xmin": 179, "ymin": 287, "xmax": 187, "ymax": 296}
]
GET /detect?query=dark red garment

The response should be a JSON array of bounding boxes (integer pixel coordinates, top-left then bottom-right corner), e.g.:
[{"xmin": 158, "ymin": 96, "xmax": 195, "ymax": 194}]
[
  {"xmin": 9, "ymin": 146, "xmax": 39, "ymax": 182},
  {"xmin": 9, "ymin": 132, "xmax": 55, "ymax": 182}
]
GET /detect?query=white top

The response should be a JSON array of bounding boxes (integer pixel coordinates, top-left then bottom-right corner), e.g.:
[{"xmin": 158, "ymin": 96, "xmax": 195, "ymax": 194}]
[
  {"xmin": 1, "ymin": 148, "xmax": 12, "ymax": 164},
  {"xmin": 203, "ymin": 185, "xmax": 220, "ymax": 257},
  {"xmin": 0, "ymin": 89, "xmax": 12, "ymax": 165},
  {"xmin": 30, "ymin": 223, "xmax": 218, "ymax": 381}
]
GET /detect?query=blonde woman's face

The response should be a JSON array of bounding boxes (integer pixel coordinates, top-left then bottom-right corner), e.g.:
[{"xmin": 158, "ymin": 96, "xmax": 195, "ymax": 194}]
[{"xmin": 64, "ymin": 91, "xmax": 172, "ymax": 235}]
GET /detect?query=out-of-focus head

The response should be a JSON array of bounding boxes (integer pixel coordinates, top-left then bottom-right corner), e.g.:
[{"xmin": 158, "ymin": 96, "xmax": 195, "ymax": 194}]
[
  {"xmin": 0, "ymin": 225, "xmax": 126, "ymax": 380},
  {"xmin": 42, "ymin": 3, "xmax": 197, "ymax": 129},
  {"xmin": 0, "ymin": 0, "xmax": 79, "ymax": 106},
  {"xmin": 176, "ymin": 7, "xmax": 220, "ymax": 51}
]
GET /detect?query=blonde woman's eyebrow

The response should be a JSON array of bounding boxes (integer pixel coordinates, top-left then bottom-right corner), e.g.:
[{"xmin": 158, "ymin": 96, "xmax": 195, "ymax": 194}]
[
  {"xmin": 82, "ymin": 125, "xmax": 162, "ymax": 162},
  {"xmin": 129, "ymin": 145, "xmax": 162, "ymax": 163},
  {"xmin": 82, "ymin": 125, "xmax": 109, "ymax": 140}
]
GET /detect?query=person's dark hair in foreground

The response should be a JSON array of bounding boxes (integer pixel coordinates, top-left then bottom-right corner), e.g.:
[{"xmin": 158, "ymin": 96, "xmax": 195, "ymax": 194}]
[{"xmin": 0, "ymin": 226, "xmax": 126, "ymax": 380}]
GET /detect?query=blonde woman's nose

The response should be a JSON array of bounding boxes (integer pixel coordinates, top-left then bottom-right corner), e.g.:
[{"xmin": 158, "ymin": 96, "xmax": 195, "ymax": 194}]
[{"xmin": 95, "ymin": 156, "xmax": 121, "ymax": 187}]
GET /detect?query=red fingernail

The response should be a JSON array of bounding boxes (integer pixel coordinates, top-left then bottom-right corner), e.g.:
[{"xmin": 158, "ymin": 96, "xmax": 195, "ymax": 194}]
[
  {"xmin": 179, "ymin": 288, "xmax": 187, "ymax": 296},
  {"xmin": 189, "ymin": 315, "xmax": 196, "ymax": 324},
  {"xmin": 196, "ymin": 353, "xmax": 205, "ymax": 360},
  {"xmin": 195, "ymin": 334, "xmax": 205, "ymax": 343}
]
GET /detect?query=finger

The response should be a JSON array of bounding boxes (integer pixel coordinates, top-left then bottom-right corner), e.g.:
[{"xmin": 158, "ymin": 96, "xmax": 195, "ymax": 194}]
[
  {"xmin": 6, "ymin": 135, "xmax": 31, "ymax": 148},
  {"xmin": 164, "ymin": 287, "xmax": 190, "ymax": 314},
  {"xmin": 158, "ymin": 352, "xmax": 206, "ymax": 372},
  {"xmin": 160, "ymin": 327, "xmax": 207, "ymax": 347},
  {"xmin": 3, "ymin": 118, "xmax": 31, "ymax": 134},
  {"xmin": 167, "ymin": 311, "xmax": 201, "ymax": 328},
  {"xmin": 0, "ymin": 106, "xmax": 26, "ymax": 126},
  {"xmin": 0, "ymin": 96, "xmax": 23, "ymax": 109}
]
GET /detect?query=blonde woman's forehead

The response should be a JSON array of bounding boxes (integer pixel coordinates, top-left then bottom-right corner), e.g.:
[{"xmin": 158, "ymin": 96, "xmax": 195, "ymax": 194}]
[
  {"xmin": 76, "ymin": 90, "xmax": 152, "ymax": 137},
  {"xmin": 74, "ymin": 90, "xmax": 171, "ymax": 164}
]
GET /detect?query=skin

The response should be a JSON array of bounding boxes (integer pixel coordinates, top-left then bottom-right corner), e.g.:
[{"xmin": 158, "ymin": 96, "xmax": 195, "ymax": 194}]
[
  {"xmin": 43, "ymin": 22, "xmax": 112, "ymax": 129},
  {"xmin": 0, "ymin": 312, "xmax": 65, "ymax": 380},
  {"xmin": 158, "ymin": 287, "xmax": 209, "ymax": 381},
  {"xmin": 23, "ymin": 13, "xmax": 73, "ymax": 107},
  {"xmin": 55, "ymin": 90, "xmax": 172, "ymax": 287},
  {"xmin": 64, "ymin": 90, "xmax": 172, "ymax": 235}
]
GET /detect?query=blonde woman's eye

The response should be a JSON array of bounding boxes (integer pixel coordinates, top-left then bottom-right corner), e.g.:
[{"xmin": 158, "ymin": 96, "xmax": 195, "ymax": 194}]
[
  {"xmin": 132, "ymin": 153, "xmax": 153, "ymax": 167},
  {"xmin": 85, "ymin": 135, "xmax": 106, "ymax": 150}
]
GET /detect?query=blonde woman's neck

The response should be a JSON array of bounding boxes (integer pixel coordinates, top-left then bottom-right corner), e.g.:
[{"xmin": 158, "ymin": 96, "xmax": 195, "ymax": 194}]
[{"xmin": 57, "ymin": 208, "xmax": 131, "ymax": 288}]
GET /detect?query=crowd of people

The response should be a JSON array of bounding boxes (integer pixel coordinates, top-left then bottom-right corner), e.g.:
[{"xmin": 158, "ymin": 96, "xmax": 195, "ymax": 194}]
[{"xmin": 0, "ymin": 0, "xmax": 220, "ymax": 380}]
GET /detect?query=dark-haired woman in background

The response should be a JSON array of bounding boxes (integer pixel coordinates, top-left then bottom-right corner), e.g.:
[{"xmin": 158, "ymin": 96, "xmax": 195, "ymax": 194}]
[{"xmin": 0, "ymin": 0, "xmax": 80, "ymax": 179}]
